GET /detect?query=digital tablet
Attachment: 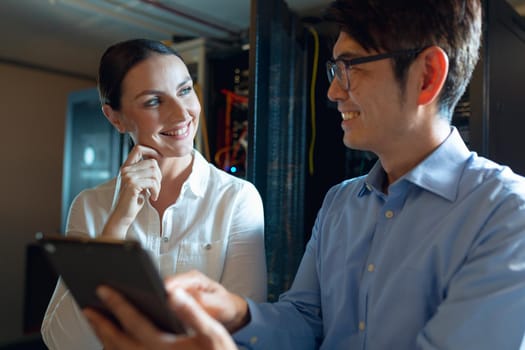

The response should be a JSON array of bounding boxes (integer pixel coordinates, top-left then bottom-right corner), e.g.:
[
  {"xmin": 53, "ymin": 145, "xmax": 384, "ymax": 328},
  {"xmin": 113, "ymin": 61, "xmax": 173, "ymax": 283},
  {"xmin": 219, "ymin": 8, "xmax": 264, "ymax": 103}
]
[{"xmin": 36, "ymin": 233, "xmax": 185, "ymax": 334}]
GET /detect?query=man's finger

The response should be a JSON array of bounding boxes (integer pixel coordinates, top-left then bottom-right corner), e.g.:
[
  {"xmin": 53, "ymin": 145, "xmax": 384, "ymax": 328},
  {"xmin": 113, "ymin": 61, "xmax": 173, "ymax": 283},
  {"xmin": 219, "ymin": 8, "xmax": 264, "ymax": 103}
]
[
  {"xmin": 170, "ymin": 288, "xmax": 223, "ymax": 336},
  {"xmin": 165, "ymin": 270, "xmax": 213, "ymax": 294},
  {"xmin": 169, "ymin": 288, "xmax": 237, "ymax": 349},
  {"xmin": 83, "ymin": 308, "xmax": 139, "ymax": 350},
  {"xmin": 95, "ymin": 286, "xmax": 163, "ymax": 343}
]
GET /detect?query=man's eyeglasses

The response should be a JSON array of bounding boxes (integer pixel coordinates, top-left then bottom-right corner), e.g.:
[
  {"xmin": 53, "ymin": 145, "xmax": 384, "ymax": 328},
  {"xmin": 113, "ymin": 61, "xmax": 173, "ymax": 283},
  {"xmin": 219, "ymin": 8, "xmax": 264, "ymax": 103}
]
[{"xmin": 326, "ymin": 48, "xmax": 424, "ymax": 91}]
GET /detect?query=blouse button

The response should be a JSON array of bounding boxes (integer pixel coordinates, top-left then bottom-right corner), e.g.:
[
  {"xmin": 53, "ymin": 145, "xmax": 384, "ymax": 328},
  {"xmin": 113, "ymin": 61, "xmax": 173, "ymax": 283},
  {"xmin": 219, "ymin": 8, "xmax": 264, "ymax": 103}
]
[
  {"xmin": 163, "ymin": 237, "xmax": 169, "ymax": 243},
  {"xmin": 385, "ymin": 210, "xmax": 394, "ymax": 219},
  {"xmin": 203, "ymin": 243, "xmax": 212, "ymax": 250}
]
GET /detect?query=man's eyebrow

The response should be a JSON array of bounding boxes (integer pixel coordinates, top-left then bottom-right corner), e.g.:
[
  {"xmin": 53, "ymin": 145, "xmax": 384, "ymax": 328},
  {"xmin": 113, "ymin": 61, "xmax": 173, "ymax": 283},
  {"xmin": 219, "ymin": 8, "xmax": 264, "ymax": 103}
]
[{"xmin": 333, "ymin": 51, "xmax": 361, "ymax": 60}]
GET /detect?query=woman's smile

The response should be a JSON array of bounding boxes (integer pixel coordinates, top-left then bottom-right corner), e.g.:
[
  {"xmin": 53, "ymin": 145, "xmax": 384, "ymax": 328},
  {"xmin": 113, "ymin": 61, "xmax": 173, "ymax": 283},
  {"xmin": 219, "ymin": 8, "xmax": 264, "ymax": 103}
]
[{"xmin": 160, "ymin": 122, "xmax": 191, "ymax": 138}]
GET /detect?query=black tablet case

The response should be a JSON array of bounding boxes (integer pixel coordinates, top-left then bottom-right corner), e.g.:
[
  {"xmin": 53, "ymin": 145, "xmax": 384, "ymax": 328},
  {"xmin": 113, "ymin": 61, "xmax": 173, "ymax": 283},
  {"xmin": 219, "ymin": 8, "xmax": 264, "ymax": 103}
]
[{"xmin": 37, "ymin": 234, "xmax": 184, "ymax": 334}]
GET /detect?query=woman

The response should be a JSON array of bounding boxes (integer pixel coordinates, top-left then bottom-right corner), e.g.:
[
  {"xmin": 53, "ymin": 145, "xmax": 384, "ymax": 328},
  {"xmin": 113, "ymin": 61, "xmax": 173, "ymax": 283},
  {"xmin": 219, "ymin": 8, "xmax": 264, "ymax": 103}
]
[{"xmin": 41, "ymin": 38, "xmax": 267, "ymax": 349}]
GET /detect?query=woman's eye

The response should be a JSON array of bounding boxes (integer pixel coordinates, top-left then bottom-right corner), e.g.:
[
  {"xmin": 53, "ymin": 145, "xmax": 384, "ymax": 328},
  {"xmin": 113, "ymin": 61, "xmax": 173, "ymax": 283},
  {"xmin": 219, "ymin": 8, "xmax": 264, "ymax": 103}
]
[
  {"xmin": 144, "ymin": 97, "xmax": 160, "ymax": 107},
  {"xmin": 179, "ymin": 86, "xmax": 193, "ymax": 96}
]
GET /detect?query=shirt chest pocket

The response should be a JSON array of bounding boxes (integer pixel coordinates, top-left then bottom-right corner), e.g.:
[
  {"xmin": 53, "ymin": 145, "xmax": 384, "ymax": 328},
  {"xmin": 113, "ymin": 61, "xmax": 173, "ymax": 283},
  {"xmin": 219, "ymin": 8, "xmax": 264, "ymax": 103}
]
[{"xmin": 176, "ymin": 239, "xmax": 227, "ymax": 281}]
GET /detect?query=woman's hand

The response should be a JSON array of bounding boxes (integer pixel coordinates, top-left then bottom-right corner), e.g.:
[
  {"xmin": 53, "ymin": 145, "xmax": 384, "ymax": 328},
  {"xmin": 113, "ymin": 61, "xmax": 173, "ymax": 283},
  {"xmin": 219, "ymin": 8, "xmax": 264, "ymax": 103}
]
[
  {"xmin": 83, "ymin": 286, "xmax": 237, "ymax": 350},
  {"xmin": 102, "ymin": 145, "xmax": 162, "ymax": 239}
]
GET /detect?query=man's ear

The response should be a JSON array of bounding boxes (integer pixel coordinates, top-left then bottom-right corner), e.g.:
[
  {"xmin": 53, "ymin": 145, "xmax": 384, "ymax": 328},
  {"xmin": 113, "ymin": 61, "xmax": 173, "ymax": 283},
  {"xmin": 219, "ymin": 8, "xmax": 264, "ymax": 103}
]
[
  {"xmin": 102, "ymin": 104, "xmax": 126, "ymax": 133},
  {"xmin": 417, "ymin": 46, "xmax": 449, "ymax": 106}
]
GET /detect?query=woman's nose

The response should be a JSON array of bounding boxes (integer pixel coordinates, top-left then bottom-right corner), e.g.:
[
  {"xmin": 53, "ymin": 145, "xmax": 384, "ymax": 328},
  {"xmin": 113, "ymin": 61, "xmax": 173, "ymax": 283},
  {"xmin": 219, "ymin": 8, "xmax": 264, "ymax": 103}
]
[{"xmin": 166, "ymin": 97, "xmax": 189, "ymax": 121}]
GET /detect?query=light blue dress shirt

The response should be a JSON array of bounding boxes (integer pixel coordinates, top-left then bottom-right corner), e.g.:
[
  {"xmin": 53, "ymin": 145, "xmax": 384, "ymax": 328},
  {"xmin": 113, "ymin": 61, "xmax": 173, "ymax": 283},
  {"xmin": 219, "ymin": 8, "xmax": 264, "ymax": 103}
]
[{"xmin": 234, "ymin": 128, "xmax": 525, "ymax": 349}]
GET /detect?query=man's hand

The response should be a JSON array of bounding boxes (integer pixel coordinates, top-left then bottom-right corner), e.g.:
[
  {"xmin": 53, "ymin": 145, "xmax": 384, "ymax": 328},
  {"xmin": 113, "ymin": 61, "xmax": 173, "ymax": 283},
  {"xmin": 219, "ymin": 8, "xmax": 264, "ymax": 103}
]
[
  {"xmin": 165, "ymin": 270, "xmax": 250, "ymax": 333},
  {"xmin": 83, "ymin": 286, "xmax": 237, "ymax": 350}
]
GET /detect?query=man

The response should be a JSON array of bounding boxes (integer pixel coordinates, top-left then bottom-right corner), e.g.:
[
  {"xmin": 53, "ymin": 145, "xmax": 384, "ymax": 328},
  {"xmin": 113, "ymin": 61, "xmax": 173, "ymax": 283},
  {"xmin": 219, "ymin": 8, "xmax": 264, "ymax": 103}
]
[{"xmin": 85, "ymin": 0, "xmax": 525, "ymax": 348}]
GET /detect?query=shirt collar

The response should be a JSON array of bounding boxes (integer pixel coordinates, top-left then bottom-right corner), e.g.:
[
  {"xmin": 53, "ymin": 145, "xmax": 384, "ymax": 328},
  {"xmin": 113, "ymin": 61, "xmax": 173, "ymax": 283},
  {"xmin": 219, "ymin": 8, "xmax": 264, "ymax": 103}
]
[
  {"xmin": 359, "ymin": 161, "xmax": 385, "ymax": 197},
  {"xmin": 361, "ymin": 127, "xmax": 471, "ymax": 201}
]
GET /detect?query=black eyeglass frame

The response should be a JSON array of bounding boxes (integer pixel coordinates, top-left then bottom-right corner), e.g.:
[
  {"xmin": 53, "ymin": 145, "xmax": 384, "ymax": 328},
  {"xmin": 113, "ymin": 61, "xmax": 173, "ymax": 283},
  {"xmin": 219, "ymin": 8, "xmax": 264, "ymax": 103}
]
[{"xmin": 326, "ymin": 48, "xmax": 425, "ymax": 91}]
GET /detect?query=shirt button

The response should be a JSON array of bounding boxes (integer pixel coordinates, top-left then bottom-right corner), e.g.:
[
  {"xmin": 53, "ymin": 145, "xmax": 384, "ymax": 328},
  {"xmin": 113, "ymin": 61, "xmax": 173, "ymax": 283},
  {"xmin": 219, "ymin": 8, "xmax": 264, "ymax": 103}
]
[
  {"xmin": 163, "ymin": 237, "xmax": 169, "ymax": 242},
  {"xmin": 250, "ymin": 336, "xmax": 258, "ymax": 344},
  {"xmin": 203, "ymin": 243, "xmax": 212, "ymax": 250},
  {"xmin": 359, "ymin": 321, "xmax": 366, "ymax": 331},
  {"xmin": 367, "ymin": 264, "xmax": 375, "ymax": 272},
  {"xmin": 385, "ymin": 210, "xmax": 394, "ymax": 218}
]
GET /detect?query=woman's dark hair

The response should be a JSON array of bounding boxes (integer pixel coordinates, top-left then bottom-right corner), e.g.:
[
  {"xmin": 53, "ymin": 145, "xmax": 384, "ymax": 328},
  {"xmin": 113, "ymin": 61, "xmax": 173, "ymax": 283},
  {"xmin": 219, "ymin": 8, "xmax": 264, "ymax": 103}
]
[
  {"xmin": 325, "ymin": 0, "xmax": 482, "ymax": 121},
  {"xmin": 98, "ymin": 38, "xmax": 183, "ymax": 110}
]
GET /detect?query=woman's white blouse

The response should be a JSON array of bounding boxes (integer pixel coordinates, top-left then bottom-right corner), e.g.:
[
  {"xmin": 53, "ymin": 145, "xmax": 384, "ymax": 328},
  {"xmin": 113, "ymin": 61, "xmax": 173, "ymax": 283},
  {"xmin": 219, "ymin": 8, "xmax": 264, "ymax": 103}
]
[{"xmin": 41, "ymin": 150, "xmax": 267, "ymax": 349}]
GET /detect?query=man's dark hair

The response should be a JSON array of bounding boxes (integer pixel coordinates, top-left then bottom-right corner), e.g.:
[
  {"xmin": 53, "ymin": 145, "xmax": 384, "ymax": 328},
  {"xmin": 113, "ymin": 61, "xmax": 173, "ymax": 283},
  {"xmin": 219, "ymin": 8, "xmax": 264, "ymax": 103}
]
[
  {"xmin": 325, "ymin": 0, "xmax": 482, "ymax": 120},
  {"xmin": 98, "ymin": 38, "xmax": 183, "ymax": 110}
]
